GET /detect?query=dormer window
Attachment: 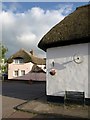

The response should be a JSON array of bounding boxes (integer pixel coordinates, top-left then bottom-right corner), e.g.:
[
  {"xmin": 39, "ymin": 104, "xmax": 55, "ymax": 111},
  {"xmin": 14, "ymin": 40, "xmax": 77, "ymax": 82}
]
[{"xmin": 13, "ymin": 57, "xmax": 24, "ymax": 64}]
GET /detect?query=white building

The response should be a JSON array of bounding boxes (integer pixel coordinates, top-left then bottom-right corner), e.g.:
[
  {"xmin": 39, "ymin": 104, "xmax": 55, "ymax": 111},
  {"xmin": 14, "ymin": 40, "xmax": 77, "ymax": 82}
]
[{"xmin": 38, "ymin": 4, "xmax": 90, "ymax": 104}]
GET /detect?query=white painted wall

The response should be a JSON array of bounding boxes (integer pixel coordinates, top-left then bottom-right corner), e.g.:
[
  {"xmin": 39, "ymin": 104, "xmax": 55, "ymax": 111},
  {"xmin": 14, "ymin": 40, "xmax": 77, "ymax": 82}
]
[
  {"xmin": 8, "ymin": 62, "xmax": 34, "ymax": 79},
  {"xmin": 46, "ymin": 43, "xmax": 89, "ymax": 98}
]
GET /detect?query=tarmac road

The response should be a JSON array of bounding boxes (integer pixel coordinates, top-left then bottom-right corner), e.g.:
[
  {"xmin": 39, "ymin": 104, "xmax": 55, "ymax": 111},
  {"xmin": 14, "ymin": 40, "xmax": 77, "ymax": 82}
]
[
  {"xmin": 2, "ymin": 81, "xmax": 46, "ymax": 100},
  {"xmin": 2, "ymin": 81, "xmax": 46, "ymax": 118}
]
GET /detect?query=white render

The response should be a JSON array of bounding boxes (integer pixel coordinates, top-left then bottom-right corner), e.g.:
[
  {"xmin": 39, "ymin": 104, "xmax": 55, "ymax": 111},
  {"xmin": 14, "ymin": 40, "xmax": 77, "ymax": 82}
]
[
  {"xmin": 46, "ymin": 43, "xmax": 89, "ymax": 98},
  {"xmin": 8, "ymin": 62, "xmax": 34, "ymax": 79}
]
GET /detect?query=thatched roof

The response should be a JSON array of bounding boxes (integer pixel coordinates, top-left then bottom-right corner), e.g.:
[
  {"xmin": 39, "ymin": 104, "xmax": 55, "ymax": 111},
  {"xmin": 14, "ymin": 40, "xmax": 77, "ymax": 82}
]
[
  {"xmin": 38, "ymin": 4, "xmax": 90, "ymax": 51},
  {"xmin": 31, "ymin": 65, "xmax": 45, "ymax": 73},
  {"xmin": 8, "ymin": 48, "xmax": 46, "ymax": 65}
]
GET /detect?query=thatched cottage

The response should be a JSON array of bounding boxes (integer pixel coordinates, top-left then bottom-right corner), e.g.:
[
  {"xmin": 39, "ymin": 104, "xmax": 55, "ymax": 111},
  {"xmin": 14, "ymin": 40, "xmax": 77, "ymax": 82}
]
[
  {"xmin": 8, "ymin": 49, "xmax": 46, "ymax": 81},
  {"xmin": 38, "ymin": 4, "xmax": 90, "ymax": 104}
]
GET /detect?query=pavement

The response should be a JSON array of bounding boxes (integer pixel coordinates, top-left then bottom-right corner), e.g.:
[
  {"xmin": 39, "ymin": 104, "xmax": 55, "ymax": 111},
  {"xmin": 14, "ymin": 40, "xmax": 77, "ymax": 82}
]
[{"xmin": 14, "ymin": 95, "xmax": 89, "ymax": 119}]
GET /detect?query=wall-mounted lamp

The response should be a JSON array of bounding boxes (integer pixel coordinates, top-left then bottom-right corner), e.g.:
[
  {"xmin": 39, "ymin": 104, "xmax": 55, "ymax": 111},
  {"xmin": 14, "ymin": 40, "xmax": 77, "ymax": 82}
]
[{"xmin": 52, "ymin": 61, "xmax": 55, "ymax": 67}]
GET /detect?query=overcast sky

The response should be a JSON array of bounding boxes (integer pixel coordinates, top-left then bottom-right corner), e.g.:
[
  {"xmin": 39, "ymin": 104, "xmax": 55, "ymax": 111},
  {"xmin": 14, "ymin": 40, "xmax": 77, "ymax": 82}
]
[{"xmin": 1, "ymin": 2, "xmax": 88, "ymax": 58}]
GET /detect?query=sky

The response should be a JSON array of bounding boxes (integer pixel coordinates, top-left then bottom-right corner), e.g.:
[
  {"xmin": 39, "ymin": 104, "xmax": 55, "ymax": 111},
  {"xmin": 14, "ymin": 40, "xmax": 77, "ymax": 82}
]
[{"xmin": 1, "ymin": 2, "xmax": 89, "ymax": 58}]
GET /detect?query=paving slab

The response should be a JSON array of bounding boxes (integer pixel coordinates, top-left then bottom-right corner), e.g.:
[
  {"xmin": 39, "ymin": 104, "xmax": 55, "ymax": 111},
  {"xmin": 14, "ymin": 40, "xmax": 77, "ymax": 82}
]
[
  {"xmin": 9, "ymin": 111, "xmax": 37, "ymax": 118},
  {"xmin": 15, "ymin": 99, "xmax": 89, "ymax": 119},
  {"xmin": 2, "ymin": 96, "xmax": 25, "ymax": 118}
]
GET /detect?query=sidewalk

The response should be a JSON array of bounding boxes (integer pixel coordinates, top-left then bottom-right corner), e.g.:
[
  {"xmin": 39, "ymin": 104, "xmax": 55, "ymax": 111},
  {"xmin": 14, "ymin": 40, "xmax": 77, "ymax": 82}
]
[{"xmin": 14, "ymin": 95, "xmax": 89, "ymax": 119}]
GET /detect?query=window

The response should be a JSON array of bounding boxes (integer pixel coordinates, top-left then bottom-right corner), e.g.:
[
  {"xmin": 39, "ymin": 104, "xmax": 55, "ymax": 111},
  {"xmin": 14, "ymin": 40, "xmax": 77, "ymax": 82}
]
[
  {"xmin": 14, "ymin": 70, "xmax": 18, "ymax": 77},
  {"xmin": 21, "ymin": 70, "xmax": 25, "ymax": 76},
  {"xmin": 13, "ymin": 59, "xmax": 24, "ymax": 64},
  {"xmin": 13, "ymin": 59, "xmax": 18, "ymax": 64},
  {"xmin": 19, "ymin": 59, "xmax": 24, "ymax": 63}
]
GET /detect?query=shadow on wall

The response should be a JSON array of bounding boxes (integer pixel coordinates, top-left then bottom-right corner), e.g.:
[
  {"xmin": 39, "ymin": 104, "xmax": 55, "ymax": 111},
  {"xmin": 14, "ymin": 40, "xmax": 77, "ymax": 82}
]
[{"xmin": 48, "ymin": 60, "xmax": 73, "ymax": 71}]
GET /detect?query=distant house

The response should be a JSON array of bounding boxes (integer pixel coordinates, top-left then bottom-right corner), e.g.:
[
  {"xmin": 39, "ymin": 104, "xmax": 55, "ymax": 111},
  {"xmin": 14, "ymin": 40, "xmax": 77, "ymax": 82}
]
[
  {"xmin": 38, "ymin": 4, "xmax": 90, "ymax": 104},
  {"xmin": 8, "ymin": 49, "xmax": 46, "ymax": 81}
]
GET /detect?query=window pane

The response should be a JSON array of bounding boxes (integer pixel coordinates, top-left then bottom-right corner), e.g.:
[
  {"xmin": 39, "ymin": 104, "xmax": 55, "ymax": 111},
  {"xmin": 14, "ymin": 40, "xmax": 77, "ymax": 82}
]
[
  {"xmin": 14, "ymin": 70, "xmax": 18, "ymax": 77},
  {"xmin": 21, "ymin": 70, "xmax": 25, "ymax": 76},
  {"xmin": 13, "ymin": 60, "xmax": 18, "ymax": 64},
  {"xmin": 19, "ymin": 59, "xmax": 23, "ymax": 63},
  {"xmin": 15, "ymin": 60, "xmax": 18, "ymax": 64},
  {"xmin": 13, "ymin": 59, "xmax": 23, "ymax": 64}
]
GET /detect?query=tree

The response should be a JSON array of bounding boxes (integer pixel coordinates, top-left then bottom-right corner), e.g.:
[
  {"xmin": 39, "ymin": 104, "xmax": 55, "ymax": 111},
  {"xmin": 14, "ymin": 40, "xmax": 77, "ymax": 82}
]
[
  {"xmin": 2, "ymin": 44, "xmax": 8, "ymax": 58},
  {"xmin": 0, "ymin": 43, "xmax": 8, "ymax": 73}
]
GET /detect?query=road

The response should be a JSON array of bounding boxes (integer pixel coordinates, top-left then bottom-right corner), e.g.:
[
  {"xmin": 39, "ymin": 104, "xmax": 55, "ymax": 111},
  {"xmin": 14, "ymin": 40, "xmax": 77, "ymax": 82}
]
[
  {"xmin": 2, "ymin": 81, "xmax": 46, "ymax": 100},
  {"xmin": 2, "ymin": 81, "xmax": 46, "ymax": 119}
]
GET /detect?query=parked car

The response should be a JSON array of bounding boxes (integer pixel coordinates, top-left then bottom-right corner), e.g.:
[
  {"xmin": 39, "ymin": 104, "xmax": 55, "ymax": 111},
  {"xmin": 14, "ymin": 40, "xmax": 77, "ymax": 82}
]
[{"xmin": 2, "ymin": 73, "xmax": 8, "ymax": 80}]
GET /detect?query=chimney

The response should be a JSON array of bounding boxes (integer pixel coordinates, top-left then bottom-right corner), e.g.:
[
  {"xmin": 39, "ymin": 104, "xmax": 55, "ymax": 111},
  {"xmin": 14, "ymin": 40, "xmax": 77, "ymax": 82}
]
[{"xmin": 30, "ymin": 49, "xmax": 34, "ymax": 55}]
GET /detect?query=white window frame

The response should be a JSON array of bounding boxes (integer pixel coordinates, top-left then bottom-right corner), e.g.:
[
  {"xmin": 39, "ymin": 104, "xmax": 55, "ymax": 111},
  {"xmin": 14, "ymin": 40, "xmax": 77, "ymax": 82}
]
[
  {"xmin": 13, "ymin": 70, "xmax": 19, "ymax": 77},
  {"xmin": 21, "ymin": 70, "xmax": 25, "ymax": 76},
  {"xmin": 13, "ymin": 59, "xmax": 24, "ymax": 64}
]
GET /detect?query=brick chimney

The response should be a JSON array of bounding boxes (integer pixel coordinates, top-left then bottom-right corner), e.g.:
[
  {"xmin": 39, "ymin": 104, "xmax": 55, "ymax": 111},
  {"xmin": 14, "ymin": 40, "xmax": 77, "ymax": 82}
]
[{"xmin": 30, "ymin": 49, "xmax": 34, "ymax": 55}]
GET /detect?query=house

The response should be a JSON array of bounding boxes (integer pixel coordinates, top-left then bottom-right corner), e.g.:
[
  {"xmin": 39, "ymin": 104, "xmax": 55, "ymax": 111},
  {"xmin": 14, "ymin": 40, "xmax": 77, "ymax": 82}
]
[
  {"xmin": 8, "ymin": 49, "xmax": 46, "ymax": 81},
  {"xmin": 38, "ymin": 4, "xmax": 90, "ymax": 104}
]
